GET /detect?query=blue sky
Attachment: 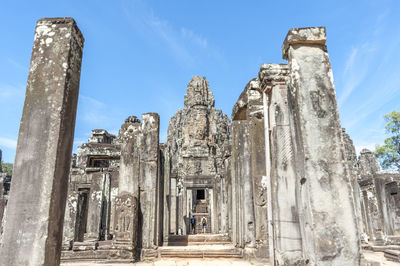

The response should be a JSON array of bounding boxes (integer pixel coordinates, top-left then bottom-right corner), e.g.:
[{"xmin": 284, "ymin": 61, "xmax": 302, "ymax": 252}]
[{"xmin": 1, "ymin": 0, "xmax": 400, "ymax": 163}]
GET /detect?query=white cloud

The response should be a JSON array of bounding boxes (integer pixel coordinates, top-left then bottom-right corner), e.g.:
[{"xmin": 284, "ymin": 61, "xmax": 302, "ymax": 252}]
[
  {"xmin": 146, "ymin": 12, "xmax": 195, "ymax": 65},
  {"xmin": 80, "ymin": 95, "xmax": 105, "ymax": 108},
  {"xmin": 339, "ymin": 43, "xmax": 375, "ymax": 106},
  {"xmin": 180, "ymin": 27, "xmax": 208, "ymax": 49},
  {"xmin": 122, "ymin": 0, "xmax": 222, "ymax": 67},
  {"xmin": 78, "ymin": 95, "xmax": 109, "ymax": 125},
  {"xmin": 0, "ymin": 137, "xmax": 17, "ymax": 149}
]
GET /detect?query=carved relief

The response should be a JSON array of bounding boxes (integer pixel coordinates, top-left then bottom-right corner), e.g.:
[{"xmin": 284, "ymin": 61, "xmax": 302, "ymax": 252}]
[{"xmin": 114, "ymin": 193, "xmax": 138, "ymax": 241}]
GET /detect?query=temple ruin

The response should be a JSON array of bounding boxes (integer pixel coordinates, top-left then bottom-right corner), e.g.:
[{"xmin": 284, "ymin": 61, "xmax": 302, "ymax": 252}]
[{"xmin": 0, "ymin": 18, "xmax": 400, "ymax": 265}]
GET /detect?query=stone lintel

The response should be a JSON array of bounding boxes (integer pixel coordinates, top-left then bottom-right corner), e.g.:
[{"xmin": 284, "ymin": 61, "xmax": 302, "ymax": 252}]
[
  {"xmin": 258, "ymin": 63, "xmax": 288, "ymax": 91},
  {"xmin": 282, "ymin": 27, "xmax": 326, "ymax": 59}
]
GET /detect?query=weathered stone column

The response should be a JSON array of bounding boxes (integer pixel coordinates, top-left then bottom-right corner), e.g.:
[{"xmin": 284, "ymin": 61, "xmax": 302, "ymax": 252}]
[
  {"xmin": 247, "ymin": 81, "xmax": 269, "ymax": 250},
  {"xmin": 259, "ymin": 64, "xmax": 303, "ymax": 265},
  {"xmin": 358, "ymin": 149, "xmax": 385, "ymax": 245},
  {"xmin": 119, "ymin": 116, "xmax": 142, "ymax": 196},
  {"xmin": 342, "ymin": 129, "xmax": 365, "ymax": 243},
  {"xmin": 111, "ymin": 116, "xmax": 143, "ymax": 259},
  {"xmin": 139, "ymin": 113, "xmax": 160, "ymax": 255},
  {"xmin": 231, "ymin": 120, "xmax": 256, "ymax": 248},
  {"xmin": 283, "ymin": 27, "xmax": 360, "ymax": 265},
  {"xmin": 161, "ymin": 144, "xmax": 170, "ymax": 242},
  {"xmin": 0, "ymin": 17, "xmax": 84, "ymax": 266}
]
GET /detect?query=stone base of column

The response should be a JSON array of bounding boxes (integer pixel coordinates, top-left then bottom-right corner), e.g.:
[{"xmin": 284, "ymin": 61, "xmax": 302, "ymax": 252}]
[
  {"xmin": 141, "ymin": 248, "xmax": 159, "ymax": 260},
  {"xmin": 61, "ymin": 240, "xmax": 137, "ymax": 262},
  {"xmin": 242, "ymin": 245, "xmax": 270, "ymax": 260}
]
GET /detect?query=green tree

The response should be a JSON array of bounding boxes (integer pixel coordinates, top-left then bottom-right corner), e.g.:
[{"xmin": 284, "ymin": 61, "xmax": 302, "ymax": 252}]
[
  {"xmin": 1, "ymin": 162, "xmax": 13, "ymax": 176},
  {"xmin": 375, "ymin": 111, "xmax": 400, "ymax": 171}
]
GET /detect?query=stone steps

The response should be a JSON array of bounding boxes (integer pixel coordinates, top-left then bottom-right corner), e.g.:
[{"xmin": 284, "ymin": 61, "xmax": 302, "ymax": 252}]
[
  {"xmin": 61, "ymin": 240, "xmax": 135, "ymax": 262},
  {"xmin": 61, "ymin": 249, "xmax": 134, "ymax": 262},
  {"xmin": 370, "ymin": 245, "xmax": 400, "ymax": 252},
  {"xmin": 158, "ymin": 234, "xmax": 243, "ymax": 259},
  {"xmin": 165, "ymin": 233, "xmax": 231, "ymax": 246},
  {"xmin": 384, "ymin": 249, "xmax": 400, "ymax": 262},
  {"xmin": 158, "ymin": 245, "xmax": 243, "ymax": 259},
  {"xmin": 61, "ymin": 234, "xmax": 238, "ymax": 261}
]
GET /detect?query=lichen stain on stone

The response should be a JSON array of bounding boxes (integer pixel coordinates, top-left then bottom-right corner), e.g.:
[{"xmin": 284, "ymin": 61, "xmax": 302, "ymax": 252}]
[
  {"xmin": 316, "ymin": 225, "xmax": 344, "ymax": 261},
  {"xmin": 45, "ymin": 38, "xmax": 53, "ymax": 46},
  {"xmin": 310, "ymin": 90, "xmax": 327, "ymax": 118}
]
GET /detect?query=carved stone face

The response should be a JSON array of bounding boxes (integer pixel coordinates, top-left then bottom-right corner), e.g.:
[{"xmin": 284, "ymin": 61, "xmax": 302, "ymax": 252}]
[{"xmin": 184, "ymin": 76, "xmax": 215, "ymax": 108}]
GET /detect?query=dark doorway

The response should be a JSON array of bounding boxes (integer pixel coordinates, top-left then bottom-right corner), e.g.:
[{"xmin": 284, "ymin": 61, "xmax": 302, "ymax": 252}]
[
  {"xmin": 196, "ymin": 189, "xmax": 205, "ymax": 200},
  {"xmin": 74, "ymin": 188, "xmax": 89, "ymax": 242}
]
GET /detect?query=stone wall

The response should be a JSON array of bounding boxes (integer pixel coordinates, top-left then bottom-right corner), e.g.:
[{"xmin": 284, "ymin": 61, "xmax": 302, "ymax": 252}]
[
  {"xmin": 358, "ymin": 149, "xmax": 400, "ymax": 246},
  {"xmin": 231, "ymin": 79, "xmax": 269, "ymax": 257}
]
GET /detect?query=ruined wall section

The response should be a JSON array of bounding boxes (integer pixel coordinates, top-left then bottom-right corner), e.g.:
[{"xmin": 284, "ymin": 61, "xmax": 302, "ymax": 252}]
[
  {"xmin": 62, "ymin": 130, "xmax": 120, "ymax": 249},
  {"xmin": 358, "ymin": 149, "xmax": 400, "ymax": 246}
]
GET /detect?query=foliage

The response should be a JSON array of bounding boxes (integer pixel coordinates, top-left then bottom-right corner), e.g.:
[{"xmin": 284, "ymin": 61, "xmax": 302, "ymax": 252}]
[
  {"xmin": 375, "ymin": 111, "xmax": 400, "ymax": 171},
  {"xmin": 1, "ymin": 162, "xmax": 13, "ymax": 176}
]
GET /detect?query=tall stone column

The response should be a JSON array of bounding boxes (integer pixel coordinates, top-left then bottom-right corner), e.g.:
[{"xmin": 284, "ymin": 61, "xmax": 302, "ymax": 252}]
[
  {"xmin": 231, "ymin": 120, "xmax": 256, "ymax": 248},
  {"xmin": 283, "ymin": 27, "xmax": 360, "ymax": 265},
  {"xmin": 139, "ymin": 113, "xmax": 160, "ymax": 254},
  {"xmin": 0, "ymin": 17, "xmax": 84, "ymax": 266},
  {"xmin": 342, "ymin": 129, "xmax": 366, "ymax": 243},
  {"xmin": 259, "ymin": 64, "xmax": 303, "ymax": 264},
  {"xmin": 119, "ymin": 116, "xmax": 142, "ymax": 196}
]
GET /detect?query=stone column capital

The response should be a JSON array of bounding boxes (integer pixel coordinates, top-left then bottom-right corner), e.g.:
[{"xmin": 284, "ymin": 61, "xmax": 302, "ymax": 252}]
[
  {"xmin": 282, "ymin": 27, "xmax": 326, "ymax": 59},
  {"xmin": 37, "ymin": 17, "xmax": 85, "ymax": 49},
  {"xmin": 258, "ymin": 63, "xmax": 289, "ymax": 92}
]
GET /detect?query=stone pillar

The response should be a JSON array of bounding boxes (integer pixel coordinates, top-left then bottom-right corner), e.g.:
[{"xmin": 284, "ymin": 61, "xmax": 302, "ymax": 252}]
[
  {"xmin": 342, "ymin": 129, "xmax": 366, "ymax": 243},
  {"xmin": 247, "ymin": 82, "xmax": 269, "ymax": 248},
  {"xmin": 259, "ymin": 64, "xmax": 303, "ymax": 264},
  {"xmin": 62, "ymin": 191, "xmax": 78, "ymax": 247},
  {"xmin": 139, "ymin": 113, "xmax": 160, "ymax": 254},
  {"xmin": 358, "ymin": 149, "xmax": 385, "ymax": 244},
  {"xmin": 231, "ymin": 120, "xmax": 256, "ymax": 248},
  {"xmin": 161, "ymin": 145, "xmax": 170, "ymax": 242},
  {"xmin": 112, "ymin": 116, "xmax": 142, "ymax": 258},
  {"xmin": 119, "ymin": 116, "xmax": 142, "ymax": 196},
  {"xmin": 0, "ymin": 17, "xmax": 84, "ymax": 266},
  {"xmin": 170, "ymin": 176, "xmax": 177, "ymax": 234},
  {"xmin": 283, "ymin": 27, "xmax": 360, "ymax": 265},
  {"xmin": 359, "ymin": 149, "xmax": 381, "ymax": 178}
]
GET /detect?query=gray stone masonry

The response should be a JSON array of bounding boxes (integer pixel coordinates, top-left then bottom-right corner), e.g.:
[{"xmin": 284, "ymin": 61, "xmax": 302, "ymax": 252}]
[
  {"xmin": 140, "ymin": 113, "xmax": 160, "ymax": 251},
  {"xmin": 0, "ymin": 17, "xmax": 84, "ymax": 266},
  {"xmin": 259, "ymin": 63, "xmax": 303, "ymax": 265},
  {"xmin": 284, "ymin": 27, "xmax": 360, "ymax": 265}
]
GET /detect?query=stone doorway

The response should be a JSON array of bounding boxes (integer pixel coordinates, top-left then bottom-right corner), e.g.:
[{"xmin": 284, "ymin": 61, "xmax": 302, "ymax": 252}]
[
  {"xmin": 188, "ymin": 188, "xmax": 211, "ymax": 234},
  {"xmin": 74, "ymin": 188, "xmax": 89, "ymax": 242}
]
